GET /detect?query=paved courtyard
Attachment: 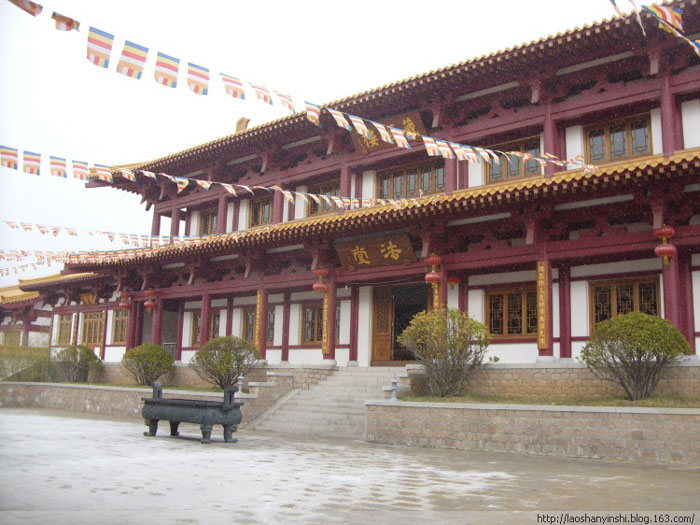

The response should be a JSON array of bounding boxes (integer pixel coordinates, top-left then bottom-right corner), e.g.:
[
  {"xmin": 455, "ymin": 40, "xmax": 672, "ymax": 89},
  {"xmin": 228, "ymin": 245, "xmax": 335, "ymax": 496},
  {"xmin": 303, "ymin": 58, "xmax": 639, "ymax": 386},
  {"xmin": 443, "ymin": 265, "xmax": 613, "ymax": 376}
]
[{"xmin": 0, "ymin": 409, "xmax": 698, "ymax": 524}]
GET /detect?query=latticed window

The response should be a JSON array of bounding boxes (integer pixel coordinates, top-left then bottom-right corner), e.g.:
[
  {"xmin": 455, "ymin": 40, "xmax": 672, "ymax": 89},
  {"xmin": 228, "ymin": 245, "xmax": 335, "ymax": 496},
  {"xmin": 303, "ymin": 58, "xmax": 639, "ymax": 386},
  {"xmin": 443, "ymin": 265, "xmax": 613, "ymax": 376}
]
[
  {"xmin": 590, "ymin": 278, "xmax": 659, "ymax": 328},
  {"xmin": 3, "ymin": 330, "xmax": 21, "ymax": 346},
  {"xmin": 249, "ymin": 197, "xmax": 272, "ymax": 227},
  {"xmin": 302, "ymin": 303, "xmax": 324, "ymax": 344},
  {"xmin": 486, "ymin": 289, "xmax": 538, "ymax": 336},
  {"xmin": 242, "ymin": 308, "xmax": 256, "ymax": 342},
  {"xmin": 192, "ymin": 311, "xmax": 221, "ymax": 346},
  {"xmin": 586, "ymin": 115, "xmax": 651, "ymax": 164},
  {"xmin": 112, "ymin": 309, "xmax": 128, "ymax": 344},
  {"xmin": 57, "ymin": 314, "xmax": 73, "ymax": 345},
  {"xmin": 487, "ymin": 138, "xmax": 540, "ymax": 183},
  {"xmin": 266, "ymin": 310, "xmax": 275, "ymax": 343},
  {"xmin": 378, "ymin": 162, "xmax": 445, "ymax": 200},
  {"xmin": 81, "ymin": 312, "xmax": 104, "ymax": 346},
  {"xmin": 198, "ymin": 209, "xmax": 218, "ymax": 236},
  {"xmin": 308, "ymin": 181, "xmax": 340, "ymax": 216}
]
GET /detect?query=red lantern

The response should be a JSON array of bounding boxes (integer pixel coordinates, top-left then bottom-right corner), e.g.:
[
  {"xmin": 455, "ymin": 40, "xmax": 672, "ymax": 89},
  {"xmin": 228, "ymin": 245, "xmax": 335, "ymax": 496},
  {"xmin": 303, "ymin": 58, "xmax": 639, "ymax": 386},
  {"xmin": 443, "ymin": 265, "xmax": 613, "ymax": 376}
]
[
  {"xmin": 313, "ymin": 268, "xmax": 329, "ymax": 278},
  {"xmin": 654, "ymin": 243, "xmax": 677, "ymax": 265},
  {"xmin": 144, "ymin": 289, "xmax": 157, "ymax": 313},
  {"xmin": 312, "ymin": 282, "xmax": 328, "ymax": 294},
  {"xmin": 119, "ymin": 300, "xmax": 130, "ymax": 310},
  {"xmin": 119, "ymin": 290, "xmax": 131, "ymax": 300},
  {"xmin": 653, "ymin": 225, "xmax": 675, "ymax": 241},
  {"xmin": 425, "ymin": 271, "xmax": 441, "ymax": 284},
  {"xmin": 447, "ymin": 275, "xmax": 461, "ymax": 290},
  {"xmin": 425, "ymin": 255, "xmax": 442, "ymax": 267}
]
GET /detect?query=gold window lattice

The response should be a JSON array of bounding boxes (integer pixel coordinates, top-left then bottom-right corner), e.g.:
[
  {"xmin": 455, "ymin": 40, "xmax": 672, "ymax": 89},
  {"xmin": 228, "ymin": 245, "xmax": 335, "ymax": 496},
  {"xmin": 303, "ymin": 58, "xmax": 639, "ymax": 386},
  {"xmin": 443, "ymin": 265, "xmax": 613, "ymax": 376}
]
[
  {"xmin": 487, "ymin": 289, "xmax": 537, "ymax": 337},
  {"xmin": 57, "ymin": 314, "xmax": 73, "ymax": 345},
  {"xmin": 590, "ymin": 278, "xmax": 659, "ymax": 329}
]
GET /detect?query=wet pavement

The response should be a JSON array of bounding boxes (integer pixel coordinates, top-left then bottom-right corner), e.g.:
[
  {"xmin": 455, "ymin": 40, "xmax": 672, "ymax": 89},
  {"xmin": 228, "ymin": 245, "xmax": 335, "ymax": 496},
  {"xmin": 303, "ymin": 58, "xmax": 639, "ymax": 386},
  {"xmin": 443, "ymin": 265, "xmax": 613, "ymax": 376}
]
[{"xmin": 0, "ymin": 409, "xmax": 698, "ymax": 524}]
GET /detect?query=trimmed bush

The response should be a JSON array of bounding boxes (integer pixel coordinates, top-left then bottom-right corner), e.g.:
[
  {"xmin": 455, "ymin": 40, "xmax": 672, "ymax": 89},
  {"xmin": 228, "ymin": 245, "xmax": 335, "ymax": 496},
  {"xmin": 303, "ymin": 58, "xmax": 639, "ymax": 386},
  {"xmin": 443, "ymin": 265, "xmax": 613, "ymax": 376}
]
[
  {"xmin": 397, "ymin": 308, "xmax": 490, "ymax": 397},
  {"xmin": 580, "ymin": 312, "xmax": 691, "ymax": 401},
  {"xmin": 121, "ymin": 343, "xmax": 175, "ymax": 386},
  {"xmin": 0, "ymin": 345, "xmax": 52, "ymax": 382},
  {"xmin": 189, "ymin": 336, "xmax": 264, "ymax": 389},
  {"xmin": 55, "ymin": 345, "xmax": 102, "ymax": 383}
]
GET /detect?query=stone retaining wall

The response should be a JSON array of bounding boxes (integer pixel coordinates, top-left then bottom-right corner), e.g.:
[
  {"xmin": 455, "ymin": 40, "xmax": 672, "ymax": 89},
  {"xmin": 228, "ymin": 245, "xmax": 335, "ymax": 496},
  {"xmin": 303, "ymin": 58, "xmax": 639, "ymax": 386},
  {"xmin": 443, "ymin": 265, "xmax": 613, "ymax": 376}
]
[
  {"xmin": 365, "ymin": 400, "xmax": 700, "ymax": 466},
  {"xmin": 402, "ymin": 362, "xmax": 700, "ymax": 398}
]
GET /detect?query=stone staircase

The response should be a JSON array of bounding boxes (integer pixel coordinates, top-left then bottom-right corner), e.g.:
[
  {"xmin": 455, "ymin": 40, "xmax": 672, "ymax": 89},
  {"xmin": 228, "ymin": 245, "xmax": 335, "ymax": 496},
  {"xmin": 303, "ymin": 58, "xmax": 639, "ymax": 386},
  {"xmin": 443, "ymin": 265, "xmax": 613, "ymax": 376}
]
[{"xmin": 249, "ymin": 366, "xmax": 401, "ymax": 439}]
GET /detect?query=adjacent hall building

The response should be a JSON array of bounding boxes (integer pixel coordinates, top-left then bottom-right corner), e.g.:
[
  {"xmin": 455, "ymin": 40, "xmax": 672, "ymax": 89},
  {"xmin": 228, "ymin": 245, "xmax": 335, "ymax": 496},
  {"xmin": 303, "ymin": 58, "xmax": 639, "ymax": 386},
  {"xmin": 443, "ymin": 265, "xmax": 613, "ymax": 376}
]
[{"xmin": 3, "ymin": 2, "xmax": 700, "ymax": 367}]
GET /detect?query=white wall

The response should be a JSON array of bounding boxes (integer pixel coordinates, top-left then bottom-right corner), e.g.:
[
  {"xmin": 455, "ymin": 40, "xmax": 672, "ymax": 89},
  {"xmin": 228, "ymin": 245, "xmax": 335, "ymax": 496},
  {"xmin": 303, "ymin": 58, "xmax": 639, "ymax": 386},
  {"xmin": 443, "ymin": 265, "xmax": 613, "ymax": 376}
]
[
  {"xmin": 231, "ymin": 308, "xmax": 242, "ymax": 338},
  {"xmin": 233, "ymin": 295, "xmax": 257, "ymax": 307},
  {"xmin": 571, "ymin": 258, "xmax": 661, "ymax": 278},
  {"xmin": 570, "ymin": 281, "xmax": 589, "ymax": 338},
  {"xmin": 357, "ymin": 286, "xmax": 372, "ymax": 366},
  {"xmin": 282, "ymin": 196, "xmax": 289, "ymax": 223},
  {"xmin": 681, "ymin": 99, "xmax": 700, "ymax": 149},
  {"xmin": 180, "ymin": 350, "xmax": 196, "ymax": 363},
  {"xmin": 447, "ymin": 285, "xmax": 459, "ymax": 309},
  {"xmin": 469, "ymin": 270, "xmax": 537, "ymax": 287},
  {"xmin": 190, "ymin": 210, "xmax": 200, "ymax": 236},
  {"xmin": 226, "ymin": 202, "xmax": 235, "ymax": 232},
  {"xmin": 104, "ymin": 347, "xmax": 126, "ymax": 362},
  {"xmin": 651, "ymin": 108, "xmax": 663, "ymax": 155},
  {"xmin": 362, "ymin": 170, "xmax": 376, "ymax": 201},
  {"xmin": 182, "ymin": 311, "xmax": 193, "ymax": 347},
  {"xmin": 289, "ymin": 304, "xmax": 301, "ymax": 346},
  {"xmin": 238, "ymin": 200, "xmax": 249, "ymax": 231},
  {"xmin": 468, "ymin": 289, "xmax": 485, "ymax": 324},
  {"xmin": 273, "ymin": 305, "xmax": 284, "ymax": 346},
  {"xmin": 294, "ymin": 185, "xmax": 307, "ymax": 219},
  {"xmin": 105, "ymin": 310, "xmax": 114, "ymax": 344},
  {"xmin": 565, "ymin": 125, "xmax": 584, "ymax": 164},
  {"xmin": 485, "ymin": 343, "xmax": 539, "ymax": 363},
  {"xmin": 265, "ymin": 349, "xmax": 282, "ymax": 364},
  {"xmin": 468, "ymin": 161, "xmax": 483, "ymax": 187},
  {"xmin": 28, "ymin": 331, "xmax": 49, "ymax": 347},
  {"xmin": 693, "ymin": 270, "xmax": 700, "ymax": 340},
  {"xmin": 289, "ymin": 349, "xmax": 323, "ymax": 364}
]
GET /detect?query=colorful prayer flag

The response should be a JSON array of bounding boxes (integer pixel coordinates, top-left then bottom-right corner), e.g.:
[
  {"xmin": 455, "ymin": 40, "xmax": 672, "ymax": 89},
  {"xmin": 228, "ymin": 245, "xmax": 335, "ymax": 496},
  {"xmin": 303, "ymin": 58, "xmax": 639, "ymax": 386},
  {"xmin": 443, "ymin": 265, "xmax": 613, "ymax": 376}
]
[
  {"xmin": 305, "ymin": 101, "xmax": 321, "ymax": 126},
  {"xmin": 50, "ymin": 156, "xmax": 67, "ymax": 178},
  {"xmin": 0, "ymin": 146, "xmax": 18, "ymax": 169},
  {"xmin": 117, "ymin": 40, "xmax": 148, "ymax": 80},
  {"xmin": 87, "ymin": 27, "xmax": 114, "ymax": 68},
  {"xmin": 372, "ymin": 121, "xmax": 394, "ymax": 144},
  {"xmin": 140, "ymin": 170, "xmax": 157, "ymax": 179},
  {"xmin": 349, "ymin": 116, "xmax": 371, "ymax": 140},
  {"xmin": 8, "ymin": 0, "xmax": 42, "ymax": 16},
  {"xmin": 328, "ymin": 109, "xmax": 352, "ymax": 131},
  {"xmin": 20, "ymin": 222, "xmax": 33, "ymax": 231},
  {"xmin": 23, "ymin": 151, "xmax": 40, "ymax": 175},
  {"xmin": 390, "ymin": 127, "xmax": 410, "ymax": 149},
  {"xmin": 92, "ymin": 164, "xmax": 113, "ymax": 183},
  {"xmin": 220, "ymin": 74, "xmax": 245, "ymax": 99},
  {"xmin": 117, "ymin": 168, "xmax": 136, "ymax": 181},
  {"xmin": 449, "ymin": 142, "xmax": 469, "ymax": 162},
  {"xmin": 422, "ymin": 136, "xmax": 440, "ymax": 157},
  {"xmin": 154, "ymin": 52, "xmax": 179, "ymax": 88},
  {"xmin": 436, "ymin": 139, "xmax": 455, "ymax": 159},
  {"xmin": 174, "ymin": 176, "xmax": 189, "ymax": 192},
  {"xmin": 251, "ymin": 84, "xmax": 273, "ymax": 105},
  {"xmin": 195, "ymin": 179, "xmax": 212, "ymax": 190},
  {"xmin": 642, "ymin": 5, "xmax": 683, "ymax": 32},
  {"xmin": 220, "ymin": 183, "xmax": 236, "ymax": 196},
  {"xmin": 51, "ymin": 12, "xmax": 79, "ymax": 31},
  {"xmin": 72, "ymin": 160, "xmax": 89, "ymax": 180},
  {"xmin": 461, "ymin": 145, "xmax": 479, "ymax": 163},
  {"xmin": 275, "ymin": 92, "xmax": 296, "ymax": 113},
  {"xmin": 187, "ymin": 62, "xmax": 209, "ymax": 95},
  {"xmin": 5, "ymin": 221, "xmax": 19, "ymax": 229}
]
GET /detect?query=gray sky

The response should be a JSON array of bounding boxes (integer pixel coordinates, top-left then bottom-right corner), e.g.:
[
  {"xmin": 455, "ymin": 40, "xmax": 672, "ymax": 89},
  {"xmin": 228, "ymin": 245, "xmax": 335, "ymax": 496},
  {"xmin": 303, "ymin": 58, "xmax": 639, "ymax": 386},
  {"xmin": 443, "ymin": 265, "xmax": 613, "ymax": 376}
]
[{"xmin": 0, "ymin": 0, "xmax": 627, "ymax": 286}]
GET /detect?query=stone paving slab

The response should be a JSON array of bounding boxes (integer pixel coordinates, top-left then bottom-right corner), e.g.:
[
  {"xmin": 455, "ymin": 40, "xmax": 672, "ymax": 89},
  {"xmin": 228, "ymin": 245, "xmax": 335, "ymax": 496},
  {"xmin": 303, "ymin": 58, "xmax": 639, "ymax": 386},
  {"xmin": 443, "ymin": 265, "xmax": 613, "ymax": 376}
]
[{"xmin": 0, "ymin": 409, "xmax": 698, "ymax": 524}]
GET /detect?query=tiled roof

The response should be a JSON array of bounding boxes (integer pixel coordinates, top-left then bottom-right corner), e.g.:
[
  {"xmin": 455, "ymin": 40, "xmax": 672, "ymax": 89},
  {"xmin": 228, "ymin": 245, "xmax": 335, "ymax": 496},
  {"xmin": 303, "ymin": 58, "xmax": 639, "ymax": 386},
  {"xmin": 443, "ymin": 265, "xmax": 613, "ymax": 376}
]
[
  {"xmin": 69, "ymin": 148, "xmax": 700, "ymax": 269},
  {"xmin": 17, "ymin": 272, "xmax": 99, "ymax": 292},
  {"xmin": 0, "ymin": 285, "xmax": 38, "ymax": 307}
]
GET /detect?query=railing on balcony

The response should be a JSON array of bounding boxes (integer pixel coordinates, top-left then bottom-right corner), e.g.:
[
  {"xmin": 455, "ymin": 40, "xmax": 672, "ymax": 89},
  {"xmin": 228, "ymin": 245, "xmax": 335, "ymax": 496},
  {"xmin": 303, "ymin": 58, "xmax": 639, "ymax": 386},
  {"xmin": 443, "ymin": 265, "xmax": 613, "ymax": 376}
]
[{"xmin": 162, "ymin": 343, "xmax": 177, "ymax": 360}]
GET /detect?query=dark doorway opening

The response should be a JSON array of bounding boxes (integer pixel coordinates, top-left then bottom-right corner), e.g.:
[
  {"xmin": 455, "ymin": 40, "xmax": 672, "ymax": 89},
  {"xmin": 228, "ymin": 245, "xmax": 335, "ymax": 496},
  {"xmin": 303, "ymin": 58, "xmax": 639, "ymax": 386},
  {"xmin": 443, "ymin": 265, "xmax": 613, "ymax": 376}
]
[{"xmin": 392, "ymin": 285, "xmax": 429, "ymax": 360}]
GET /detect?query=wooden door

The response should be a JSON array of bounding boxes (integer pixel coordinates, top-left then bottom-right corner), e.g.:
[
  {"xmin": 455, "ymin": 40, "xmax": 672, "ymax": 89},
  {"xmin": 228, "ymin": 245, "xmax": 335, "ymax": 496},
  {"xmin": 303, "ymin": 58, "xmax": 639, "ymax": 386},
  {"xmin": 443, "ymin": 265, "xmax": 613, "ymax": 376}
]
[{"xmin": 372, "ymin": 287, "xmax": 394, "ymax": 362}]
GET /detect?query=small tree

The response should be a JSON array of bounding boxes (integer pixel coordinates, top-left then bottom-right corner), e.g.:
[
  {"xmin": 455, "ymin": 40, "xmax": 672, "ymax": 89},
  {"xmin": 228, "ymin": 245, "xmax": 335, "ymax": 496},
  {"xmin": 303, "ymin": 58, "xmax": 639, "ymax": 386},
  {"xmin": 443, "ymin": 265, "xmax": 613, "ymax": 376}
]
[
  {"xmin": 189, "ymin": 336, "xmax": 264, "ymax": 389},
  {"xmin": 55, "ymin": 345, "xmax": 102, "ymax": 383},
  {"xmin": 397, "ymin": 308, "xmax": 490, "ymax": 397},
  {"xmin": 580, "ymin": 312, "xmax": 690, "ymax": 401},
  {"xmin": 121, "ymin": 343, "xmax": 175, "ymax": 386}
]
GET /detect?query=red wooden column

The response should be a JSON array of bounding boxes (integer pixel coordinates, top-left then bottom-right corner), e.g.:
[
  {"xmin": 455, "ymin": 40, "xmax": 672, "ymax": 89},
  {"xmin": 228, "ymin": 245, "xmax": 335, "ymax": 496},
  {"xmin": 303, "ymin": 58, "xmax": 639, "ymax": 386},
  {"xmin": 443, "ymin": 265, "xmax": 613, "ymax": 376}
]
[
  {"xmin": 323, "ymin": 277, "xmax": 337, "ymax": 361},
  {"xmin": 126, "ymin": 301, "xmax": 138, "ymax": 349},
  {"xmin": 281, "ymin": 292, "xmax": 291, "ymax": 362},
  {"xmin": 537, "ymin": 257, "xmax": 554, "ymax": 359},
  {"xmin": 679, "ymin": 251, "xmax": 696, "ymax": 353},
  {"xmin": 231, "ymin": 201, "xmax": 240, "ymax": 231},
  {"xmin": 444, "ymin": 159, "xmax": 457, "ymax": 194},
  {"xmin": 349, "ymin": 286, "xmax": 359, "ymax": 362},
  {"xmin": 151, "ymin": 297, "xmax": 163, "ymax": 345},
  {"xmin": 151, "ymin": 213, "xmax": 161, "ymax": 237},
  {"xmin": 255, "ymin": 287, "xmax": 268, "ymax": 359},
  {"xmin": 216, "ymin": 194, "xmax": 227, "ymax": 234},
  {"xmin": 225, "ymin": 296, "xmax": 234, "ymax": 336},
  {"xmin": 134, "ymin": 302, "xmax": 143, "ymax": 347},
  {"xmin": 558, "ymin": 265, "xmax": 572, "ymax": 359},
  {"xmin": 458, "ymin": 276, "xmax": 468, "ymax": 313},
  {"xmin": 340, "ymin": 159, "xmax": 351, "ymax": 199},
  {"xmin": 199, "ymin": 292, "xmax": 211, "ymax": 346},
  {"xmin": 660, "ymin": 72, "xmax": 679, "ymax": 156},
  {"xmin": 170, "ymin": 207, "xmax": 180, "ymax": 243},
  {"xmin": 439, "ymin": 268, "xmax": 448, "ymax": 308},
  {"xmin": 543, "ymin": 101, "xmax": 557, "ymax": 177},
  {"xmin": 273, "ymin": 185, "xmax": 284, "ymax": 224},
  {"xmin": 662, "ymin": 252, "xmax": 682, "ymax": 331},
  {"xmin": 176, "ymin": 302, "xmax": 184, "ymax": 360}
]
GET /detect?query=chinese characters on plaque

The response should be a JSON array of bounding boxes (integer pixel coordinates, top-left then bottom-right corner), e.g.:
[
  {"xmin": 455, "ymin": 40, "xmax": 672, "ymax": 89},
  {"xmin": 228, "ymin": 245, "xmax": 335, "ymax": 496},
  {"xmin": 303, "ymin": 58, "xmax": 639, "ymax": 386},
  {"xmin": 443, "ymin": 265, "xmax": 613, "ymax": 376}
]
[
  {"xmin": 536, "ymin": 260, "xmax": 550, "ymax": 350},
  {"xmin": 350, "ymin": 110, "xmax": 427, "ymax": 155},
  {"xmin": 335, "ymin": 234, "xmax": 417, "ymax": 272}
]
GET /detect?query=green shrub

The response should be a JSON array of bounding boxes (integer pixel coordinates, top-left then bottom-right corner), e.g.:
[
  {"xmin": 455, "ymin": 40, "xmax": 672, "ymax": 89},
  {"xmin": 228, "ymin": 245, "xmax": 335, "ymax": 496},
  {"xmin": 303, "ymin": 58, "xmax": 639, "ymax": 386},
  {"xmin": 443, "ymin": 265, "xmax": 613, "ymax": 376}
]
[
  {"xmin": 397, "ymin": 308, "xmax": 490, "ymax": 397},
  {"xmin": 121, "ymin": 344, "xmax": 175, "ymax": 386},
  {"xmin": 55, "ymin": 345, "xmax": 102, "ymax": 383},
  {"xmin": 189, "ymin": 336, "xmax": 265, "ymax": 389},
  {"xmin": 580, "ymin": 312, "xmax": 691, "ymax": 401},
  {"xmin": 0, "ymin": 345, "xmax": 52, "ymax": 382}
]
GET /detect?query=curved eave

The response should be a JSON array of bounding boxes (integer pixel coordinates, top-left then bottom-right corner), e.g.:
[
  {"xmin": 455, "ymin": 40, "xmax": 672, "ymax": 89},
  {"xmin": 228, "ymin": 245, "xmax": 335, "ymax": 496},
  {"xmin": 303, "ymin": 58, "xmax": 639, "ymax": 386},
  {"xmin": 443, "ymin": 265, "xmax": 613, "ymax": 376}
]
[
  {"xmin": 67, "ymin": 149, "xmax": 700, "ymax": 272},
  {"xmin": 18, "ymin": 272, "xmax": 101, "ymax": 292},
  {"xmin": 0, "ymin": 292, "xmax": 39, "ymax": 308}
]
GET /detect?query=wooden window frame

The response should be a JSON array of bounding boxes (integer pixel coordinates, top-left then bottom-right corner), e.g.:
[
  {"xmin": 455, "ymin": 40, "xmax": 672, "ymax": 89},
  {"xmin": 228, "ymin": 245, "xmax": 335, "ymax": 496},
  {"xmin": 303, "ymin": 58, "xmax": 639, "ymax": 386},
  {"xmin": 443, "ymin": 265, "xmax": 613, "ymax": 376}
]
[
  {"xmin": 376, "ymin": 162, "xmax": 445, "ymax": 200},
  {"xmin": 485, "ymin": 288, "xmax": 538, "ymax": 338},
  {"xmin": 248, "ymin": 196, "xmax": 273, "ymax": 228},
  {"xmin": 198, "ymin": 208, "xmax": 218, "ymax": 236},
  {"xmin": 81, "ymin": 311, "xmax": 104, "ymax": 346},
  {"xmin": 301, "ymin": 302, "xmax": 324, "ymax": 344},
  {"xmin": 192, "ymin": 310, "xmax": 221, "ymax": 346},
  {"xmin": 307, "ymin": 180, "xmax": 341, "ymax": 217},
  {"xmin": 57, "ymin": 313, "xmax": 73, "ymax": 345},
  {"xmin": 584, "ymin": 114, "xmax": 652, "ymax": 165},
  {"xmin": 266, "ymin": 309, "xmax": 275, "ymax": 344},
  {"xmin": 111, "ymin": 309, "xmax": 128, "ymax": 345},
  {"xmin": 3, "ymin": 329, "xmax": 21, "ymax": 346},
  {"xmin": 485, "ymin": 136, "xmax": 541, "ymax": 184},
  {"xmin": 588, "ymin": 277, "xmax": 660, "ymax": 333},
  {"xmin": 242, "ymin": 307, "xmax": 256, "ymax": 343}
]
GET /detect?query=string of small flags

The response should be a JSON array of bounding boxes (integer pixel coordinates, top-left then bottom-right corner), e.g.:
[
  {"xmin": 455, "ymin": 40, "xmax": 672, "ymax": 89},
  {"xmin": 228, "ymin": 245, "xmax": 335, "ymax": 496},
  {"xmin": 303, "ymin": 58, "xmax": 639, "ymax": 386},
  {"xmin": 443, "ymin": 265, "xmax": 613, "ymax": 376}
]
[
  {"xmin": 6, "ymin": 0, "xmax": 306, "ymax": 115},
  {"xmin": 609, "ymin": 1, "xmax": 700, "ymax": 57}
]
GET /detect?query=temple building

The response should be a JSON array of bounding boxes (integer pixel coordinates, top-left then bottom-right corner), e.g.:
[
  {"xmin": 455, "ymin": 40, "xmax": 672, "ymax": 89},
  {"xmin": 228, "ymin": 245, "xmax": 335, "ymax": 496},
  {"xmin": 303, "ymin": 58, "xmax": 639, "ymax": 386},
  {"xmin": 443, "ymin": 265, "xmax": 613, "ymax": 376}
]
[{"xmin": 2, "ymin": 3, "xmax": 699, "ymax": 367}]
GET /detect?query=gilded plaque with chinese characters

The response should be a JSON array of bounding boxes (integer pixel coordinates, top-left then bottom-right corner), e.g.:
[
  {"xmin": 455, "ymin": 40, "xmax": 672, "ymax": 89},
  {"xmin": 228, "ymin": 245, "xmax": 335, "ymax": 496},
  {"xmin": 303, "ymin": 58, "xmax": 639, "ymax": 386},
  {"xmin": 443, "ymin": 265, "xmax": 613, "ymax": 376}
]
[
  {"xmin": 335, "ymin": 234, "xmax": 417, "ymax": 271},
  {"xmin": 350, "ymin": 110, "xmax": 426, "ymax": 155}
]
